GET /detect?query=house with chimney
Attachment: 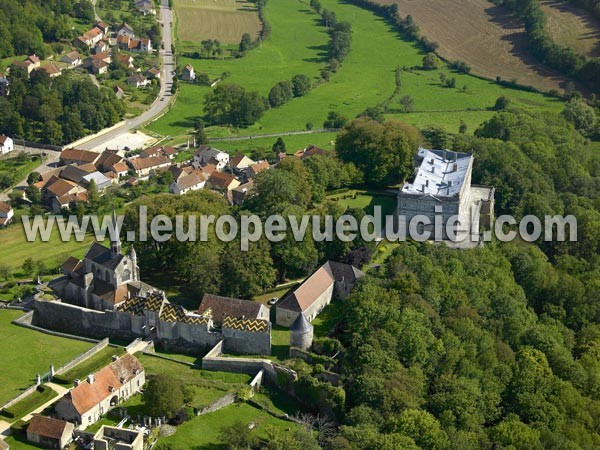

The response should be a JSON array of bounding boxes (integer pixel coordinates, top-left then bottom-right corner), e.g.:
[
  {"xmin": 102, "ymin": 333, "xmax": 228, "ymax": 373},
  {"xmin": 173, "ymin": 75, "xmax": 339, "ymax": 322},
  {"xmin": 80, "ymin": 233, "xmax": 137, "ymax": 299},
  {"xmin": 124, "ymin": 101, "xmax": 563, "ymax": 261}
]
[
  {"xmin": 128, "ymin": 155, "xmax": 171, "ymax": 177},
  {"xmin": 54, "ymin": 354, "xmax": 145, "ymax": 429}
]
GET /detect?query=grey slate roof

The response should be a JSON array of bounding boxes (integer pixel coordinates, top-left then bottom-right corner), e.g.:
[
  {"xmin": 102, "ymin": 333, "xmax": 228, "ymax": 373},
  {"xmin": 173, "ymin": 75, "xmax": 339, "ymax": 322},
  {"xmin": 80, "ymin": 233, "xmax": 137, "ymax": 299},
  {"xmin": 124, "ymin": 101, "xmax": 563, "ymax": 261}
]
[{"xmin": 290, "ymin": 313, "xmax": 313, "ymax": 332}]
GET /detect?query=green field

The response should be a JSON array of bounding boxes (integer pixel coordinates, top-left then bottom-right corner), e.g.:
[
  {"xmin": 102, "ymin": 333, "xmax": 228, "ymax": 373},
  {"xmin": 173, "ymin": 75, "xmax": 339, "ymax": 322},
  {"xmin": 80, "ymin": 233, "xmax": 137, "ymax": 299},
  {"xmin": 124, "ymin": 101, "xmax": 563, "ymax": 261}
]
[
  {"xmin": 0, "ymin": 310, "xmax": 93, "ymax": 405},
  {"xmin": 148, "ymin": 0, "xmax": 564, "ymax": 142},
  {"xmin": 0, "ymin": 219, "xmax": 95, "ymax": 273},
  {"xmin": 156, "ymin": 402, "xmax": 300, "ymax": 447}
]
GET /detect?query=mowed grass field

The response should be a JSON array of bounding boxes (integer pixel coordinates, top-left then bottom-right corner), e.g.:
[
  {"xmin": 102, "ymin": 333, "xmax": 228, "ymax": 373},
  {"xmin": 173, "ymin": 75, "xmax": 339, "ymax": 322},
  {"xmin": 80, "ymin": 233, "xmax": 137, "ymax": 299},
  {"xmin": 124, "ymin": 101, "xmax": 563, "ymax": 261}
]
[
  {"xmin": 149, "ymin": 0, "xmax": 565, "ymax": 142},
  {"xmin": 0, "ymin": 310, "xmax": 93, "ymax": 405},
  {"xmin": 0, "ymin": 220, "xmax": 95, "ymax": 272},
  {"xmin": 375, "ymin": 0, "xmax": 575, "ymax": 93},
  {"xmin": 541, "ymin": 0, "xmax": 600, "ymax": 58},
  {"xmin": 175, "ymin": 0, "xmax": 262, "ymax": 45}
]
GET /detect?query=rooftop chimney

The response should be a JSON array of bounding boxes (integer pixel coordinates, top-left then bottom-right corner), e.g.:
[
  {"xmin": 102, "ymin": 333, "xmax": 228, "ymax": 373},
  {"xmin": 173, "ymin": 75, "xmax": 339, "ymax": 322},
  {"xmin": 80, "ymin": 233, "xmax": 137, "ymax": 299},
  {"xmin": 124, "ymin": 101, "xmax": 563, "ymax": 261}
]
[
  {"xmin": 87, "ymin": 374, "xmax": 95, "ymax": 384},
  {"xmin": 112, "ymin": 355, "xmax": 119, "ymax": 362},
  {"xmin": 74, "ymin": 379, "xmax": 81, "ymax": 387}
]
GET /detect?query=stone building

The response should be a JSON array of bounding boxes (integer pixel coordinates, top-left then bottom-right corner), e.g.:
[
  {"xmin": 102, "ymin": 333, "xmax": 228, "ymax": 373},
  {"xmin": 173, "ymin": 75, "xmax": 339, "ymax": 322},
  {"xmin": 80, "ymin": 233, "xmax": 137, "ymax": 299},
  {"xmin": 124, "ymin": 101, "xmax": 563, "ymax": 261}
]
[
  {"xmin": 40, "ymin": 227, "xmax": 272, "ymax": 356},
  {"xmin": 55, "ymin": 354, "xmax": 145, "ymax": 429},
  {"xmin": 94, "ymin": 426, "xmax": 143, "ymax": 450},
  {"xmin": 290, "ymin": 313, "xmax": 313, "ymax": 351},
  {"xmin": 397, "ymin": 148, "xmax": 494, "ymax": 242},
  {"xmin": 276, "ymin": 261, "xmax": 364, "ymax": 327},
  {"xmin": 27, "ymin": 416, "xmax": 74, "ymax": 449}
]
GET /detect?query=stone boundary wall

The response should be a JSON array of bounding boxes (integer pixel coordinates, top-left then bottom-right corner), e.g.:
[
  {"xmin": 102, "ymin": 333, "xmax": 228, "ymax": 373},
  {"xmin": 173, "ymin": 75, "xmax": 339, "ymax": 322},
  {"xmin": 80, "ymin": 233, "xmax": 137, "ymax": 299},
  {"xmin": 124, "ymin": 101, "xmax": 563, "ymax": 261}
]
[
  {"xmin": 0, "ymin": 339, "xmax": 108, "ymax": 411},
  {"xmin": 65, "ymin": 120, "xmax": 126, "ymax": 150},
  {"xmin": 201, "ymin": 341, "xmax": 297, "ymax": 387},
  {"xmin": 13, "ymin": 310, "xmax": 102, "ymax": 344},
  {"xmin": 196, "ymin": 393, "xmax": 236, "ymax": 416},
  {"xmin": 141, "ymin": 351, "xmax": 195, "ymax": 367},
  {"xmin": 0, "ymin": 383, "xmax": 40, "ymax": 411},
  {"xmin": 54, "ymin": 338, "xmax": 110, "ymax": 376}
]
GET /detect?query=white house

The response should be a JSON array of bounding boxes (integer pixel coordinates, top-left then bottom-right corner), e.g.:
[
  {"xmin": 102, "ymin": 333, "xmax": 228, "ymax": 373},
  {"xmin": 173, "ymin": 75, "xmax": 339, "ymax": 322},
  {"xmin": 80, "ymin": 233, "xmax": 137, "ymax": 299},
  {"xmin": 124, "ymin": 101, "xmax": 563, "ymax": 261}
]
[
  {"xmin": 169, "ymin": 171, "xmax": 206, "ymax": 195},
  {"xmin": 0, "ymin": 135, "xmax": 14, "ymax": 155},
  {"xmin": 193, "ymin": 145, "xmax": 229, "ymax": 171},
  {"xmin": 55, "ymin": 354, "xmax": 145, "ymax": 429}
]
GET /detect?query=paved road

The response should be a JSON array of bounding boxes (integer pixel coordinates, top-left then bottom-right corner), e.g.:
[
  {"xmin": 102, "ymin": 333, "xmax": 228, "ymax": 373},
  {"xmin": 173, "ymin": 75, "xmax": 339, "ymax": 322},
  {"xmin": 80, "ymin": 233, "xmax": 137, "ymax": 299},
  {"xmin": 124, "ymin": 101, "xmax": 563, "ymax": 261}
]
[
  {"xmin": 79, "ymin": 0, "xmax": 175, "ymax": 151},
  {"xmin": 0, "ymin": 146, "xmax": 61, "ymax": 202}
]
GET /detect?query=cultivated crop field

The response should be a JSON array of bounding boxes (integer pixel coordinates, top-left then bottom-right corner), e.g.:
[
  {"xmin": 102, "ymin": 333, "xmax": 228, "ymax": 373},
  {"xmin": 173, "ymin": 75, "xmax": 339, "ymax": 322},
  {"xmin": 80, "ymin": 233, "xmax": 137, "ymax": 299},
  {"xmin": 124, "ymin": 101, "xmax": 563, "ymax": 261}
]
[
  {"xmin": 174, "ymin": 0, "xmax": 262, "ymax": 44},
  {"xmin": 376, "ymin": 0, "xmax": 573, "ymax": 93},
  {"xmin": 541, "ymin": 0, "xmax": 600, "ymax": 58}
]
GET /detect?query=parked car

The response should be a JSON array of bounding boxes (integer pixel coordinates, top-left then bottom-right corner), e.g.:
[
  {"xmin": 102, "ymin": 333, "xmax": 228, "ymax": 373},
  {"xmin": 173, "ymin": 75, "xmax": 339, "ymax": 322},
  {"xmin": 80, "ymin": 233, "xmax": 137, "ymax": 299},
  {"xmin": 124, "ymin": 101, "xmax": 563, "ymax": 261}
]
[{"xmin": 267, "ymin": 297, "xmax": 279, "ymax": 305}]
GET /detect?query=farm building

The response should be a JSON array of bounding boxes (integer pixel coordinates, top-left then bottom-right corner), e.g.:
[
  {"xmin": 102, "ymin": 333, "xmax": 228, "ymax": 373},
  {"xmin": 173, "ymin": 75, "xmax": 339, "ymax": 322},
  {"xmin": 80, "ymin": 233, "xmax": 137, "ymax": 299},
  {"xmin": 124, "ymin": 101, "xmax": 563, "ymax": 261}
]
[{"xmin": 276, "ymin": 261, "xmax": 364, "ymax": 327}]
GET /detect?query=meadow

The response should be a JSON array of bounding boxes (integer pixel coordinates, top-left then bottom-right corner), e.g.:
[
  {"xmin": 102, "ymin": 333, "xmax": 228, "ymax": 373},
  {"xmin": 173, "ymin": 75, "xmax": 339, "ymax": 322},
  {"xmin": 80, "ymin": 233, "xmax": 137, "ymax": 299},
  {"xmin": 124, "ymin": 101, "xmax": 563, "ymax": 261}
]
[
  {"xmin": 156, "ymin": 402, "xmax": 300, "ymax": 447},
  {"xmin": 0, "ymin": 310, "xmax": 93, "ymax": 405},
  {"xmin": 175, "ymin": 0, "xmax": 262, "ymax": 45},
  {"xmin": 0, "ymin": 220, "xmax": 95, "ymax": 272},
  {"xmin": 148, "ymin": 0, "xmax": 565, "ymax": 144}
]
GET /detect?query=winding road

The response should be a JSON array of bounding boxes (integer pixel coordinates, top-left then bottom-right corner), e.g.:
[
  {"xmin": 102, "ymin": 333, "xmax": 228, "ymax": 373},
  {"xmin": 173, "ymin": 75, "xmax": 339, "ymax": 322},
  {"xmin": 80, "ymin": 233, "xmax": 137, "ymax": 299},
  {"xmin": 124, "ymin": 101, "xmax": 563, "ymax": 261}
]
[{"xmin": 79, "ymin": 0, "xmax": 175, "ymax": 151}]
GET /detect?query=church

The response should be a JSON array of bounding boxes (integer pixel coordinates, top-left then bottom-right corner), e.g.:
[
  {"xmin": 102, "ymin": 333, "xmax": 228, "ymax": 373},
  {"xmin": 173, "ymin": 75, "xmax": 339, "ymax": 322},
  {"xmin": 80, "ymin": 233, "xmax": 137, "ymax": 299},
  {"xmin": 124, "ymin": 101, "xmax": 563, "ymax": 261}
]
[{"xmin": 51, "ymin": 212, "xmax": 156, "ymax": 311}]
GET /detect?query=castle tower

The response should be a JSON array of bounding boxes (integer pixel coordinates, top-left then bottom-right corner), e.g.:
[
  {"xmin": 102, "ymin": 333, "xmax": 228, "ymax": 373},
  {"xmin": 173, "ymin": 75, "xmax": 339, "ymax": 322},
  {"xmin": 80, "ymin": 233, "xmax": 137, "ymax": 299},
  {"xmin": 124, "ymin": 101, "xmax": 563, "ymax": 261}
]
[
  {"xmin": 110, "ymin": 209, "xmax": 121, "ymax": 258},
  {"xmin": 290, "ymin": 313, "xmax": 313, "ymax": 351}
]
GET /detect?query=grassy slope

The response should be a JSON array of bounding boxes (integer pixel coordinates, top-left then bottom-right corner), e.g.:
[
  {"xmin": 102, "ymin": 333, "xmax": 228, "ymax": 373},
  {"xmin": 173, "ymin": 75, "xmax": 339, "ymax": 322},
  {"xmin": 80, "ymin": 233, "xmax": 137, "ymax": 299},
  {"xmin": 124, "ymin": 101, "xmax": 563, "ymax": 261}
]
[
  {"xmin": 0, "ymin": 221, "xmax": 95, "ymax": 272},
  {"xmin": 157, "ymin": 402, "xmax": 299, "ymax": 447},
  {"xmin": 148, "ymin": 0, "xmax": 564, "ymax": 142},
  {"xmin": 0, "ymin": 310, "xmax": 93, "ymax": 405}
]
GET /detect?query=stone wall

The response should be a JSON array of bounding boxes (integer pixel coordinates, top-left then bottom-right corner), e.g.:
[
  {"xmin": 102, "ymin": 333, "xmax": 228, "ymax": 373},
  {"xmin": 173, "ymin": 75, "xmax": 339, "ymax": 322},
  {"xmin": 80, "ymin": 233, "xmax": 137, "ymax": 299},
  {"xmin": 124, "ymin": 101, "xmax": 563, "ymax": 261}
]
[
  {"xmin": 197, "ymin": 393, "xmax": 236, "ymax": 416},
  {"xmin": 222, "ymin": 326, "xmax": 271, "ymax": 356},
  {"xmin": 33, "ymin": 299, "xmax": 271, "ymax": 356},
  {"xmin": 54, "ymin": 338, "xmax": 110, "ymax": 376}
]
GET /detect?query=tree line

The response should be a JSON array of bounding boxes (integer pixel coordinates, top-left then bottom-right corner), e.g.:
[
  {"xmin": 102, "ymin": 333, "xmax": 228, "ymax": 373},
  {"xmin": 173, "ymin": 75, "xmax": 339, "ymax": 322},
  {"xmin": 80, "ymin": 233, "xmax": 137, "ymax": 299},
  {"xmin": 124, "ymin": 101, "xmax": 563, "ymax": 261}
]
[{"xmin": 491, "ymin": 0, "xmax": 600, "ymax": 93}]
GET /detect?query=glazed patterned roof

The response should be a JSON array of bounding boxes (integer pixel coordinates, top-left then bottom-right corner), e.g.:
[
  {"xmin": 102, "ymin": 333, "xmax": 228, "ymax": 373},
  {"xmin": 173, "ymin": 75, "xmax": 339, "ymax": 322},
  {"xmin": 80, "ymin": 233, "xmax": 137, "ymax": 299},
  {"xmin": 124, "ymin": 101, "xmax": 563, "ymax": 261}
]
[
  {"xmin": 116, "ymin": 293, "xmax": 210, "ymax": 326},
  {"xmin": 222, "ymin": 315, "xmax": 269, "ymax": 333}
]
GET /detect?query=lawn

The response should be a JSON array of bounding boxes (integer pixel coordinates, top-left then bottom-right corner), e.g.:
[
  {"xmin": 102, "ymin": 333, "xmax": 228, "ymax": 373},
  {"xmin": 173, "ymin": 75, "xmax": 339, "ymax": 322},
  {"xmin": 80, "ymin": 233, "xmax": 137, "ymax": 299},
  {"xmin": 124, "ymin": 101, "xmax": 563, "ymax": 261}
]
[
  {"xmin": 138, "ymin": 353, "xmax": 252, "ymax": 385},
  {"xmin": 0, "ymin": 154, "xmax": 41, "ymax": 189},
  {"xmin": 53, "ymin": 347, "xmax": 126, "ymax": 385},
  {"xmin": 328, "ymin": 190, "xmax": 397, "ymax": 216},
  {"xmin": 312, "ymin": 299, "xmax": 345, "ymax": 337},
  {"xmin": 148, "ymin": 0, "xmax": 564, "ymax": 141},
  {"xmin": 0, "ymin": 219, "xmax": 95, "ymax": 273},
  {"xmin": 156, "ymin": 402, "xmax": 300, "ymax": 447},
  {"xmin": 0, "ymin": 310, "xmax": 94, "ymax": 405}
]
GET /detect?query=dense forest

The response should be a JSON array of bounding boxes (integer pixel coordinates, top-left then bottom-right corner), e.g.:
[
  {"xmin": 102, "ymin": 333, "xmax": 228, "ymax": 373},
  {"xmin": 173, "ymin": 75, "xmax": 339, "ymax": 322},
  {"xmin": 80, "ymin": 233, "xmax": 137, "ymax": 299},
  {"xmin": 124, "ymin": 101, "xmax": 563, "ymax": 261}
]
[
  {"xmin": 0, "ymin": 68, "xmax": 124, "ymax": 145},
  {"xmin": 0, "ymin": 0, "xmax": 94, "ymax": 58},
  {"xmin": 326, "ymin": 107, "xmax": 600, "ymax": 449},
  {"xmin": 129, "ymin": 106, "xmax": 600, "ymax": 449}
]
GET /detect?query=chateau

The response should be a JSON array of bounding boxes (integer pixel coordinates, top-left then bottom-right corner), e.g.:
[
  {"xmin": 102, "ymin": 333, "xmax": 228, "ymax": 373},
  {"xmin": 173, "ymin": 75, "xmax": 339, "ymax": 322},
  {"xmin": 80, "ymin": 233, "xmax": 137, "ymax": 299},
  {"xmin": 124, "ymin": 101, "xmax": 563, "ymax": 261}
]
[
  {"xmin": 38, "ymin": 215, "xmax": 272, "ymax": 355},
  {"xmin": 397, "ymin": 148, "xmax": 494, "ymax": 242}
]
